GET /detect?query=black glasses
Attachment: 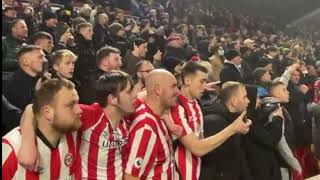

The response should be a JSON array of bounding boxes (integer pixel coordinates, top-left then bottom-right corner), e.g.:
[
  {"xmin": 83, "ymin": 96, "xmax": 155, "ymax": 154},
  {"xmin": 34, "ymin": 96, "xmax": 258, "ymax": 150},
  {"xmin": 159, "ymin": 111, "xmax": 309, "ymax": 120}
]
[{"xmin": 138, "ymin": 69, "xmax": 153, "ymax": 73}]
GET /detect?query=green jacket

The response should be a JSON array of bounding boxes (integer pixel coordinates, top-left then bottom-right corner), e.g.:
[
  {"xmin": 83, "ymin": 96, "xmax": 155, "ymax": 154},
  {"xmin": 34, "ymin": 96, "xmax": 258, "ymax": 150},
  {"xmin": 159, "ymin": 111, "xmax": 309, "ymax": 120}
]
[{"xmin": 2, "ymin": 35, "xmax": 23, "ymax": 71}]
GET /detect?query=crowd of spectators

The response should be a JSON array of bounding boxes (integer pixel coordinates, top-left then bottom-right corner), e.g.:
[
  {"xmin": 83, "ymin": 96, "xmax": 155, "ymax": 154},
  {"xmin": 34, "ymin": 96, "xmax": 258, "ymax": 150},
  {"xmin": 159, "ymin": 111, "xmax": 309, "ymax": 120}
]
[{"xmin": 2, "ymin": 0, "xmax": 320, "ymax": 179}]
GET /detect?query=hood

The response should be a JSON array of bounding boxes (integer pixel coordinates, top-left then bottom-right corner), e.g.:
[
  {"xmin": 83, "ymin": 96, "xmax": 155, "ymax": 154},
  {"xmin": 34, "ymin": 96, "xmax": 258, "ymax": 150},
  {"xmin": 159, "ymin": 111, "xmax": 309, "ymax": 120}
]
[{"xmin": 200, "ymin": 92, "xmax": 240, "ymax": 123}]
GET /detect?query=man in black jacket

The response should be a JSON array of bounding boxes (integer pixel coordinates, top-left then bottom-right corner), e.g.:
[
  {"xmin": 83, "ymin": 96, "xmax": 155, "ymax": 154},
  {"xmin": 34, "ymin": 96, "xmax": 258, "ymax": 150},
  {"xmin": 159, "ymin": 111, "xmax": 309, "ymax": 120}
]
[
  {"xmin": 220, "ymin": 49, "xmax": 244, "ymax": 85},
  {"xmin": 162, "ymin": 34, "xmax": 187, "ymax": 70},
  {"xmin": 243, "ymin": 85, "xmax": 284, "ymax": 180},
  {"xmin": 285, "ymin": 71, "xmax": 311, "ymax": 147},
  {"xmin": 284, "ymin": 71, "xmax": 320, "ymax": 178},
  {"xmin": 122, "ymin": 38, "xmax": 148, "ymax": 75},
  {"xmin": 200, "ymin": 81, "xmax": 252, "ymax": 180},
  {"xmin": 74, "ymin": 22, "xmax": 96, "ymax": 86},
  {"xmin": 2, "ymin": 95, "xmax": 22, "ymax": 136},
  {"xmin": 3, "ymin": 45, "xmax": 45, "ymax": 111},
  {"xmin": 268, "ymin": 80, "xmax": 302, "ymax": 179},
  {"xmin": 31, "ymin": 31, "xmax": 54, "ymax": 68},
  {"xmin": 2, "ymin": 19, "xmax": 28, "ymax": 72},
  {"xmin": 93, "ymin": 13, "xmax": 109, "ymax": 51},
  {"xmin": 1, "ymin": 45, "xmax": 45, "ymax": 133},
  {"xmin": 78, "ymin": 46, "xmax": 122, "ymax": 104},
  {"xmin": 39, "ymin": 11, "xmax": 58, "ymax": 45}
]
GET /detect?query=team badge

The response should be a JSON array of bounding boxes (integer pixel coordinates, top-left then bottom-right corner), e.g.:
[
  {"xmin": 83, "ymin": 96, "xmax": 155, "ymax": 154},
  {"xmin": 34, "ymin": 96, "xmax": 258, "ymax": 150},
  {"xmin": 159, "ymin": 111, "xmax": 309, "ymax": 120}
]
[
  {"xmin": 64, "ymin": 153, "xmax": 73, "ymax": 167},
  {"xmin": 134, "ymin": 157, "xmax": 143, "ymax": 168}
]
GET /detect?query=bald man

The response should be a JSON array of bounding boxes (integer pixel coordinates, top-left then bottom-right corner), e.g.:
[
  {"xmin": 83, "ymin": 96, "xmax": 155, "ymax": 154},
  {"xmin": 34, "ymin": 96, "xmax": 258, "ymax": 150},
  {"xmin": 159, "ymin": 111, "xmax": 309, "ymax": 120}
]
[{"xmin": 124, "ymin": 69, "xmax": 179, "ymax": 180}]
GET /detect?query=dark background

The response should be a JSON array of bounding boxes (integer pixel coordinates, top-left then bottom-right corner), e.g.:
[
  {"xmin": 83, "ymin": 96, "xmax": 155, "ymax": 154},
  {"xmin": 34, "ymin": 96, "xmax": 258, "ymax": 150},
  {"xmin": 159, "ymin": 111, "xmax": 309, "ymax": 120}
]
[{"xmin": 202, "ymin": 0, "xmax": 320, "ymax": 24}]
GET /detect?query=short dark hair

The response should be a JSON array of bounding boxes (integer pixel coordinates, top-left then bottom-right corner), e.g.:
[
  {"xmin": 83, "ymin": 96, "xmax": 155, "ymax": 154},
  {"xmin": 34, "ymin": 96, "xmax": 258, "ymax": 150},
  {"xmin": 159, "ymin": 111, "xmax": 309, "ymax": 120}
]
[
  {"xmin": 3, "ymin": 6, "xmax": 17, "ymax": 13},
  {"xmin": 180, "ymin": 61, "xmax": 208, "ymax": 84},
  {"xmin": 95, "ymin": 70, "xmax": 133, "ymax": 107},
  {"xmin": 76, "ymin": 22, "xmax": 93, "ymax": 32},
  {"xmin": 267, "ymin": 46, "xmax": 279, "ymax": 53},
  {"xmin": 32, "ymin": 31, "xmax": 53, "ymax": 44},
  {"xmin": 33, "ymin": 78, "xmax": 75, "ymax": 115},
  {"xmin": 132, "ymin": 38, "xmax": 147, "ymax": 49},
  {"xmin": 219, "ymin": 81, "xmax": 244, "ymax": 104},
  {"xmin": 135, "ymin": 60, "xmax": 152, "ymax": 72},
  {"xmin": 72, "ymin": 17, "xmax": 87, "ymax": 31},
  {"xmin": 96, "ymin": 46, "xmax": 120, "ymax": 65},
  {"xmin": 17, "ymin": 45, "xmax": 42, "ymax": 60},
  {"xmin": 9, "ymin": 18, "xmax": 25, "ymax": 32}
]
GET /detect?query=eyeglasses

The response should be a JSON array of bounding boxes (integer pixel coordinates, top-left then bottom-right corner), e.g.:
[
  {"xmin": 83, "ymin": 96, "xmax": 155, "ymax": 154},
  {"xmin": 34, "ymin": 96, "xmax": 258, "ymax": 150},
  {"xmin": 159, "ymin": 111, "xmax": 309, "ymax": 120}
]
[{"xmin": 138, "ymin": 69, "xmax": 153, "ymax": 73}]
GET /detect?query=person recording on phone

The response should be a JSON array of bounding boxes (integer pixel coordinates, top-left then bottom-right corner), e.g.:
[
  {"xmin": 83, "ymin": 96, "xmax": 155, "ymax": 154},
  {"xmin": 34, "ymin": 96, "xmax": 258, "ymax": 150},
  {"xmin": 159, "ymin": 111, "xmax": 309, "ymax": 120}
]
[
  {"xmin": 31, "ymin": 31, "xmax": 54, "ymax": 68},
  {"xmin": 265, "ymin": 80, "xmax": 302, "ymax": 180},
  {"xmin": 243, "ymin": 85, "xmax": 284, "ymax": 180},
  {"xmin": 200, "ymin": 81, "xmax": 253, "ymax": 180}
]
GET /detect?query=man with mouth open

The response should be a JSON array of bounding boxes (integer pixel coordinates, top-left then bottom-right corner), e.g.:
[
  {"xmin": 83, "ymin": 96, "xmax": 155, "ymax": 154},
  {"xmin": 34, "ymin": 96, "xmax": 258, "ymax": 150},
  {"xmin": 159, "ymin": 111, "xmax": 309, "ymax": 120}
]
[{"xmin": 169, "ymin": 61, "xmax": 252, "ymax": 180}]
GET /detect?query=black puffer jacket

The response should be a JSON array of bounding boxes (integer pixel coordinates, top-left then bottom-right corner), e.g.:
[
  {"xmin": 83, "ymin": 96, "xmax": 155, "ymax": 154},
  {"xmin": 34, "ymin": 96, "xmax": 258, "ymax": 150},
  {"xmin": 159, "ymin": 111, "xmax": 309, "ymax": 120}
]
[
  {"xmin": 108, "ymin": 35, "xmax": 130, "ymax": 57},
  {"xmin": 243, "ymin": 86, "xmax": 283, "ymax": 180},
  {"xmin": 74, "ymin": 33, "xmax": 96, "ymax": 85},
  {"xmin": 199, "ymin": 94, "xmax": 253, "ymax": 180},
  {"xmin": 284, "ymin": 81, "xmax": 312, "ymax": 147}
]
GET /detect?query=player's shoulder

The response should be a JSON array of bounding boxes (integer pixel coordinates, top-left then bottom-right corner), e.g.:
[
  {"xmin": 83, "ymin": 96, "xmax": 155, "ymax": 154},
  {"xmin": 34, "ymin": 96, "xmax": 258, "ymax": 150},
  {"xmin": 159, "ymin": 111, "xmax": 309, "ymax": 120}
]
[{"xmin": 2, "ymin": 127, "xmax": 22, "ymax": 148}]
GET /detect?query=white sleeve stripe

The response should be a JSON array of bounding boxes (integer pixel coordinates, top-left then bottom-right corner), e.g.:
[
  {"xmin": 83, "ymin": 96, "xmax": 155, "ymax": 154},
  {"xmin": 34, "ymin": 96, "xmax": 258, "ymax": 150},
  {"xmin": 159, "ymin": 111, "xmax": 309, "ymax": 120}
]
[
  {"xmin": 2, "ymin": 142, "xmax": 14, "ymax": 166},
  {"xmin": 186, "ymin": 150, "xmax": 193, "ymax": 180},
  {"xmin": 139, "ymin": 130, "xmax": 157, "ymax": 176},
  {"xmin": 126, "ymin": 126, "xmax": 155, "ymax": 174},
  {"xmin": 177, "ymin": 105, "xmax": 193, "ymax": 134}
]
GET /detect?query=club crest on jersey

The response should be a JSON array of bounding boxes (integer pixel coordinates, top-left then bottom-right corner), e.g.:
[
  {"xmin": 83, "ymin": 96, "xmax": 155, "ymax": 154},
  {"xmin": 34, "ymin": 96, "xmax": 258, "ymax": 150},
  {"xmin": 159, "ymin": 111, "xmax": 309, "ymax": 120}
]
[
  {"xmin": 134, "ymin": 157, "xmax": 143, "ymax": 168},
  {"xmin": 64, "ymin": 153, "xmax": 73, "ymax": 167}
]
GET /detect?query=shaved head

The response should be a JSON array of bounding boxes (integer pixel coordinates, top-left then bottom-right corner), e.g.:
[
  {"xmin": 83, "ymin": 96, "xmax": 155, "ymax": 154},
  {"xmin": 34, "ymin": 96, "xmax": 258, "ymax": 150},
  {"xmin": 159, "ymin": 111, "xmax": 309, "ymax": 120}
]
[
  {"xmin": 145, "ymin": 69, "xmax": 179, "ymax": 109},
  {"xmin": 145, "ymin": 69, "xmax": 175, "ymax": 92}
]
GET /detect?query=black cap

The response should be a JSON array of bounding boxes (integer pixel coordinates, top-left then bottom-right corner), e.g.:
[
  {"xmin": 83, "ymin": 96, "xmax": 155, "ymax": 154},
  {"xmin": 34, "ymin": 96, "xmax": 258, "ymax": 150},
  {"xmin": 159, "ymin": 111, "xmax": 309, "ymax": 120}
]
[
  {"xmin": 224, "ymin": 49, "xmax": 240, "ymax": 61},
  {"xmin": 42, "ymin": 11, "xmax": 58, "ymax": 21},
  {"xmin": 131, "ymin": 38, "xmax": 147, "ymax": 50},
  {"xmin": 258, "ymin": 57, "xmax": 272, "ymax": 67}
]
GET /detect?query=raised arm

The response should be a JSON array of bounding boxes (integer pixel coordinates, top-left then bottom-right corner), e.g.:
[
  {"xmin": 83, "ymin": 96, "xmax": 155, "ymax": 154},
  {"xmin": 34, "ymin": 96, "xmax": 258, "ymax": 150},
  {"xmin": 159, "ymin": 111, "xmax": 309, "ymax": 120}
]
[
  {"xmin": 17, "ymin": 104, "xmax": 40, "ymax": 172},
  {"xmin": 176, "ymin": 111, "xmax": 251, "ymax": 157}
]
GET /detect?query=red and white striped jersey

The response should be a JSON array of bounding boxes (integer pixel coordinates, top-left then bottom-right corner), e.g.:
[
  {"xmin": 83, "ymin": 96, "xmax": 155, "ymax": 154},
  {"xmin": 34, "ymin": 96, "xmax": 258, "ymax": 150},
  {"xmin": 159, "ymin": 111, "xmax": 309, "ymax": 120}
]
[
  {"xmin": 78, "ymin": 103, "xmax": 129, "ymax": 180},
  {"xmin": 2, "ymin": 127, "xmax": 79, "ymax": 180},
  {"xmin": 170, "ymin": 94, "xmax": 204, "ymax": 180},
  {"xmin": 125, "ymin": 101, "xmax": 176, "ymax": 179}
]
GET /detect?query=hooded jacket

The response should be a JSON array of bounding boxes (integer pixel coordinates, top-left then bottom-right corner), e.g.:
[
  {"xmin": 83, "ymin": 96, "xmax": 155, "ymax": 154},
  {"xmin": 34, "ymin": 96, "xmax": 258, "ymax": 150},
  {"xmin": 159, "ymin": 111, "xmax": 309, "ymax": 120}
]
[
  {"xmin": 200, "ymin": 95, "xmax": 253, "ymax": 180},
  {"xmin": 243, "ymin": 85, "xmax": 283, "ymax": 180}
]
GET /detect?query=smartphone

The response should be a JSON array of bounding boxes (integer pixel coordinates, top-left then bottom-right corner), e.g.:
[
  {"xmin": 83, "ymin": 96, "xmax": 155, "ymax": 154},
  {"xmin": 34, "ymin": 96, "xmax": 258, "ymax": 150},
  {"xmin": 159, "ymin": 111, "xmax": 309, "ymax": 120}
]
[{"xmin": 242, "ymin": 115, "xmax": 248, "ymax": 123}]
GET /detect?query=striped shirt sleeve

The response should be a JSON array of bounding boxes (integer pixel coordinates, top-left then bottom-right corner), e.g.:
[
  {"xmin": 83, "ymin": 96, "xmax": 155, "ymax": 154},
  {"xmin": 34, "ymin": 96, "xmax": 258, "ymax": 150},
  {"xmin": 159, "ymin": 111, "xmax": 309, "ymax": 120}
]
[
  {"xmin": 2, "ymin": 139, "xmax": 18, "ymax": 180},
  {"xmin": 170, "ymin": 105, "xmax": 193, "ymax": 136},
  {"xmin": 125, "ymin": 123, "xmax": 158, "ymax": 178}
]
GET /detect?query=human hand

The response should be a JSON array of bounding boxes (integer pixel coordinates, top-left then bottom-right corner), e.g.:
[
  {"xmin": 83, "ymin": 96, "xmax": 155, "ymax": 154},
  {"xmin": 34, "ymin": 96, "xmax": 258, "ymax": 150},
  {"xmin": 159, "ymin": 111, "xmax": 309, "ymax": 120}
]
[
  {"xmin": 230, "ymin": 111, "xmax": 252, "ymax": 134},
  {"xmin": 153, "ymin": 50, "xmax": 162, "ymax": 61}
]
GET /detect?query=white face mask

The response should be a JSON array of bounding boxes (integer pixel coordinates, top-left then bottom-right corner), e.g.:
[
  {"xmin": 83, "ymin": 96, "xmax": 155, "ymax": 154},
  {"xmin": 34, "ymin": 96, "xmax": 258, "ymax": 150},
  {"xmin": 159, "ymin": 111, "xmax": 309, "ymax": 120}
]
[{"xmin": 218, "ymin": 49, "xmax": 224, "ymax": 56}]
